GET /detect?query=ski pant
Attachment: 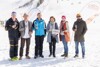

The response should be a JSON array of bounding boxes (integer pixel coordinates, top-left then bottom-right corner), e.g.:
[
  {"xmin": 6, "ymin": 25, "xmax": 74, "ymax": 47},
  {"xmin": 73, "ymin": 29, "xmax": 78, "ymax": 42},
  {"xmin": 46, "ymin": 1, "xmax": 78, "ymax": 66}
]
[
  {"xmin": 49, "ymin": 36, "xmax": 56, "ymax": 56},
  {"xmin": 9, "ymin": 37, "xmax": 18, "ymax": 58},
  {"xmin": 75, "ymin": 41, "xmax": 85, "ymax": 56},
  {"xmin": 19, "ymin": 38, "xmax": 30, "ymax": 57},
  {"xmin": 35, "ymin": 36, "xmax": 44, "ymax": 57}
]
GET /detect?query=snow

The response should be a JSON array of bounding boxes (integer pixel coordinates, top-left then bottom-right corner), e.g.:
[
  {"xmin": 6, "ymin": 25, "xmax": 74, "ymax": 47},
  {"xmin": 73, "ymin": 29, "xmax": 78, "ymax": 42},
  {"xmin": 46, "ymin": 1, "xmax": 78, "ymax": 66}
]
[{"xmin": 0, "ymin": 0, "xmax": 100, "ymax": 67}]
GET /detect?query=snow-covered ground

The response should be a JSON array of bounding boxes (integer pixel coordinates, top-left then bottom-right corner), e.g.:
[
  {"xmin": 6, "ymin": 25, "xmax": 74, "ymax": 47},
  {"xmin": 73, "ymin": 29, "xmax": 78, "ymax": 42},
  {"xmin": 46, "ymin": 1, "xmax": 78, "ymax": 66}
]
[{"xmin": 0, "ymin": 0, "xmax": 100, "ymax": 67}]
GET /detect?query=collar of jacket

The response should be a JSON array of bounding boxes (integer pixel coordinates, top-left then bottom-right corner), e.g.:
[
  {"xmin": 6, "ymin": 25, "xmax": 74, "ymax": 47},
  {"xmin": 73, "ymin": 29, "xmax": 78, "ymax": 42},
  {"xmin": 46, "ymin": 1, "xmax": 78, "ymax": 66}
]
[
  {"xmin": 77, "ymin": 18, "xmax": 83, "ymax": 22},
  {"xmin": 35, "ymin": 18, "xmax": 44, "ymax": 22},
  {"xmin": 9, "ymin": 18, "xmax": 18, "ymax": 22}
]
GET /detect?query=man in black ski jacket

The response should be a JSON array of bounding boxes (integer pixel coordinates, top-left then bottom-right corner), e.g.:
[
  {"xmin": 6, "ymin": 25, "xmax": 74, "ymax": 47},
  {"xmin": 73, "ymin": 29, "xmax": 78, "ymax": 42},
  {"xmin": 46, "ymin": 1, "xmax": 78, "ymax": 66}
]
[{"xmin": 5, "ymin": 12, "xmax": 20, "ymax": 61}]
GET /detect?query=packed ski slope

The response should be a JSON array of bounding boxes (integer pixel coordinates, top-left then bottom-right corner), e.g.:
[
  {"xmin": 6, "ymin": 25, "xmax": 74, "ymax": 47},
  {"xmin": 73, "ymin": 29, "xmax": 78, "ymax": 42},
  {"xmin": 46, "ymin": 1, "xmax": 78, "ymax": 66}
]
[{"xmin": 0, "ymin": 0, "xmax": 100, "ymax": 67}]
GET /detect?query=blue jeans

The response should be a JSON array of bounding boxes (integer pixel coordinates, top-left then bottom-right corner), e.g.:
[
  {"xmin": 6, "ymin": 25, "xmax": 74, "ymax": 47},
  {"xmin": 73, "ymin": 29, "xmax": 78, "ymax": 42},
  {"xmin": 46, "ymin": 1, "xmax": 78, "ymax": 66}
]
[
  {"xmin": 75, "ymin": 41, "xmax": 85, "ymax": 56},
  {"xmin": 61, "ymin": 35, "xmax": 68, "ymax": 54}
]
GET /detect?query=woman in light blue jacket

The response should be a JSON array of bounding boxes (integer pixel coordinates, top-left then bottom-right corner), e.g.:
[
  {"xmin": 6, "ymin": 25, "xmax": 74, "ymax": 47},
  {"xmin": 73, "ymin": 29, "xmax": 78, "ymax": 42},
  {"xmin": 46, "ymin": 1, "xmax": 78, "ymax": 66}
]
[{"xmin": 47, "ymin": 16, "xmax": 59, "ymax": 57}]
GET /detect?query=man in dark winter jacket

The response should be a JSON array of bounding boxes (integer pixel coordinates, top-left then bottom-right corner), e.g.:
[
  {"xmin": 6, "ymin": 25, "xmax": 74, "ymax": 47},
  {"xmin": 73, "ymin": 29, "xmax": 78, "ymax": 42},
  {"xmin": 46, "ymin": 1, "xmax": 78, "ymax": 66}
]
[
  {"xmin": 5, "ymin": 12, "xmax": 20, "ymax": 61},
  {"xmin": 72, "ymin": 14, "xmax": 87, "ymax": 58}
]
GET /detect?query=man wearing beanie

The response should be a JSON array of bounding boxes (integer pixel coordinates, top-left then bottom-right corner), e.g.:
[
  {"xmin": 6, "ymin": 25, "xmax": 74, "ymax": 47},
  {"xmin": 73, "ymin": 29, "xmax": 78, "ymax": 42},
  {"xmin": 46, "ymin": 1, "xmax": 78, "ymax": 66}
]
[
  {"xmin": 72, "ymin": 14, "xmax": 87, "ymax": 59},
  {"xmin": 5, "ymin": 12, "xmax": 20, "ymax": 61}
]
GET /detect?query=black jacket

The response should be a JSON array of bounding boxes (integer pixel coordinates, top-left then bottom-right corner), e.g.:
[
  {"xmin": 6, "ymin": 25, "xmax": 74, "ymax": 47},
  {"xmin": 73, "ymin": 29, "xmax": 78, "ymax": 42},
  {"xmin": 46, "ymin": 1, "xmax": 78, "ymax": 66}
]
[
  {"xmin": 72, "ymin": 19, "xmax": 87, "ymax": 42},
  {"xmin": 5, "ymin": 18, "xmax": 20, "ymax": 38}
]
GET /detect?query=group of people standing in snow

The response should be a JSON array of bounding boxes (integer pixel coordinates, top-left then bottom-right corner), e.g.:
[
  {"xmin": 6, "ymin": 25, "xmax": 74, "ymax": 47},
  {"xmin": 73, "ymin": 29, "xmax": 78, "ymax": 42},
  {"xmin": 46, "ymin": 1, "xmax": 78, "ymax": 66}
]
[{"xmin": 5, "ymin": 12, "xmax": 87, "ymax": 61}]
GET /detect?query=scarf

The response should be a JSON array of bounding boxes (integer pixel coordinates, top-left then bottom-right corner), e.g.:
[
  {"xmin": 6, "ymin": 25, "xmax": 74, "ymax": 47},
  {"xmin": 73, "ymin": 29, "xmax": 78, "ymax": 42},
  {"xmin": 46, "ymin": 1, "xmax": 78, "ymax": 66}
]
[{"xmin": 60, "ymin": 20, "xmax": 67, "ymax": 31}]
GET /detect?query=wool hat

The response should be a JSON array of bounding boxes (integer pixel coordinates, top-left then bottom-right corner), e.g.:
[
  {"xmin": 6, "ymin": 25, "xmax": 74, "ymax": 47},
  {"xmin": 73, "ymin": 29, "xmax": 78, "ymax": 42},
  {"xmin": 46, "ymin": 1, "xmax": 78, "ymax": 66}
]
[
  {"xmin": 11, "ymin": 11, "xmax": 16, "ymax": 16},
  {"xmin": 76, "ymin": 13, "xmax": 81, "ymax": 17},
  {"xmin": 62, "ymin": 15, "xmax": 66, "ymax": 19}
]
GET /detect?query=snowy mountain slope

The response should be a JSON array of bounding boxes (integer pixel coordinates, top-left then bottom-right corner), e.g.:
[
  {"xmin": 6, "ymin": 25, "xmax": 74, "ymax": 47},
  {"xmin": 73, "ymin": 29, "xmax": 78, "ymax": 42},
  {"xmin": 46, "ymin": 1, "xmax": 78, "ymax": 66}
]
[
  {"xmin": 0, "ymin": 0, "xmax": 100, "ymax": 67},
  {"xmin": 0, "ymin": 0, "xmax": 100, "ymax": 22},
  {"xmin": 0, "ymin": 0, "xmax": 44, "ymax": 20}
]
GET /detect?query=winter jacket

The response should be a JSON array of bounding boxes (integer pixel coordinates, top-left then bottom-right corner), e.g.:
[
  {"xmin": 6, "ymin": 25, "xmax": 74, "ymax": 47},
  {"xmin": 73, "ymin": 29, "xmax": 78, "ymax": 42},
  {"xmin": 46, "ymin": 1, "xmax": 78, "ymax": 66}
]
[
  {"xmin": 32, "ymin": 18, "xmax": 46, "ymax": 36},
  {"xmin": 46, "ymin": 22, "xmax": 59, "ymax": 43},
  {"xmin": 19, "ymin": 20, "xmax": 33, "ymax": 38},
  {"xmin": 72, "ymin": 19, "xmax": 87, "ymax": 42},
  {"xmin": 5, "ymin": 18, "xmax": 20, "ymax": 38}
]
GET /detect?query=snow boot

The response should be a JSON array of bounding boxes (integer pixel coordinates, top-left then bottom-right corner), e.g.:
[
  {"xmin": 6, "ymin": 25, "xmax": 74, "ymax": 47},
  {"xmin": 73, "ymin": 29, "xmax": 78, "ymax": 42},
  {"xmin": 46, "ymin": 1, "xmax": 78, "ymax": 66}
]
[
  {"xmin": 74, "ymin": 55, "xmax": 78, "ymax": 58},
  {"xmin": 61, "ymin": 54, "xmax": 65, "ymax": 57},
  {"xmin": 26, "ymin": 56, "xmax": 31, "ymax": 59}
]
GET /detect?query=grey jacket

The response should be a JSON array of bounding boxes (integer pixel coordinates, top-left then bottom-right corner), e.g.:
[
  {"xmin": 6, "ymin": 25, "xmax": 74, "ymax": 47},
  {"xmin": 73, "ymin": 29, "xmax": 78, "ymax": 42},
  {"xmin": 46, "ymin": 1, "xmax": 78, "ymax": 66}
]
[
  {"xmin": 19, "ymin": 20, "xmax": 33, "ymax": 38},
  {"xmin": 46, "ymin": 22, "xmax": 59, "ymax": 43}
]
